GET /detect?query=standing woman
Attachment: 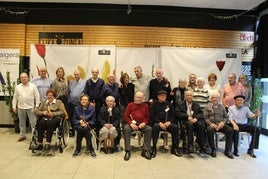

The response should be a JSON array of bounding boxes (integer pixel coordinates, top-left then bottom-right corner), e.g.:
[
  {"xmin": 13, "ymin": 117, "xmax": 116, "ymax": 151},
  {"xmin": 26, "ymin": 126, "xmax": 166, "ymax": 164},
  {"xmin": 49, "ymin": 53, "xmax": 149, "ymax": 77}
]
[
  {"xmin": 204, "ymin": 73, "xmax": 223, "ymax": 100},
  {"xmin": 238, "ymin": 74, "xmax": 252, "ymax": 107},
  {"xmin": 51, "ymin": 67, "xmax": 68, "ymax": 109}
]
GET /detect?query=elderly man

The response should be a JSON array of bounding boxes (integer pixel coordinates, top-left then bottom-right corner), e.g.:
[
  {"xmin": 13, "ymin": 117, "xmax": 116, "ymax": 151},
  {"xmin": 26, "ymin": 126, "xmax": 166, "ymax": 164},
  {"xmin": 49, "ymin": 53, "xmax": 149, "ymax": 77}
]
[
  {"xmin": 123, "ymin": 92, "xmax": 152, "ymax": 161},
  {"xmin": 12, "ymin": 72, "xmax": 40, "ymax": 142},
  {"xmin": 204, "ymin": 92, "xmax": 234, "ymax": 159},
  {"xmin": 100, "ymin": 73, "xmax": 120, "ymax": 106},
  {"xmin": 151, "ymin": 90, "xmax": 181, "ymax": 157},
  {"xmin": 31, "ymin": 66, "xmax": 53, "ymax": 102},
  {"xmin": 186, "ymin": 74, "xmax": 197, "ymax": 91},
  {"xmin": 175, "ymin": 90, "xmax": 206, "ymax": 155},
  {"xmin": 68, "ymin": 69, "xmax": 86, "ymax": 136},
  {"xmin": 228, "ymin": 95, "xmax": 260, "ymax": 158}
]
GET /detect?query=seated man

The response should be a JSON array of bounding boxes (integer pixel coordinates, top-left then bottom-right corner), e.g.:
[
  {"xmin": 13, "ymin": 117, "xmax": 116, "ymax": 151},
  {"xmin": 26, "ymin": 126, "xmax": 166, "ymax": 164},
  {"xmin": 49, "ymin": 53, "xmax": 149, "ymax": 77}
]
[
  {"xmin": 72, "ymin": 94, "xmax": 97, "ymax": 157},
  {"xmin": 228, "ymin": 95, "xmax": 261, "ymax": 158},
  {"xmin": 151, "ymin": 90, "xmax": 181, "ymax": 158},
  {"xmin": 175, "ymin": 90, "xmax": 206, "ymax": 155},
  {"xmin": 35, "ymin": 88, "xmax": 65, "ymax": 152},
  {"xmin": 204, "ymin": 92, "xmax": 234, "ymax": 159},
  {"xmin": 98, "ymin": 96, "xmax": 121, "ymax": 154},
  {"xmin": 123, "ymin": 92, "xmax": 152, "ymax": 161}
]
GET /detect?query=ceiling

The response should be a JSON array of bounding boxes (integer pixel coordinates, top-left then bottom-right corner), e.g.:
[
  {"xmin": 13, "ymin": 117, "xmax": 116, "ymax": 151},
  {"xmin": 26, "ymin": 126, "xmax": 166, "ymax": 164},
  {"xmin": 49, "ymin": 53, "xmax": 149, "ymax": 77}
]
[{"xmin": 0, "ymin": 0, "xmax": 266, "ymax": 10}]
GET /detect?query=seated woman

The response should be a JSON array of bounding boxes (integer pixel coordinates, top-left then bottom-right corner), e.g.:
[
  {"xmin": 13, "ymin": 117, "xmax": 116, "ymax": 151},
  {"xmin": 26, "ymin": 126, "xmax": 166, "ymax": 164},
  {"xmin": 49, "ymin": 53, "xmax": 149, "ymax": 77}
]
[
  {"xmin": 98, "ymin": 96, "xmax": 121, "ymax": 154},
  {"xmin": 72, "ymin": 94, "xmax": 96, "ymax": 157},
  {"xmin": 35, "ymin": 88, "xmax": 65, "ymax": 152}
]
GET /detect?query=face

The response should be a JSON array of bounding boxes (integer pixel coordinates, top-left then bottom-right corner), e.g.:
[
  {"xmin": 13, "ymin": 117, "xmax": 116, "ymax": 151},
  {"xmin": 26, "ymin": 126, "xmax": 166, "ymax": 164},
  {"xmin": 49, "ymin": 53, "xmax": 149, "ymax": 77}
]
[
  {"xmin": 46, "ymin": 92, "xmax": 55, "ymax": 102},
  {"xmin": 80, "ymin": 96, "xmax": 89, "ymax": 107},
  {"xmin": 189, "ymin": 74, "xmax": 196, "ymax": 84},
  {"xmin": 235, "ymin": 97, "xmax": 244, "ymax": 108},
  {"xmin": 197, "ymin": 80, "xmax": 204, "ymax": 88},
  {"xmin": 179, "ymin": 80, "xmax": 186, "ymax": 88},
  {"xmin": 238, "ymin": 75, "xmax": 246, "ymax": 85},
  {"xmin": 157, "ymin": 94, "xmax": 167, "ymax": 102},
  {"xmin": 155, "ymin": 70, "xmax": 163, "ymax": 79},
  {"xmin": 39, "ymin": 68, "xmax": 47, "ymax": 78},
  {"xmin": 134, "ymin": 68, "xmax": 142, "ymax": 78},
  {"xmin": 20, "ymin": 73, "xmax": 29, "ymax": 85},
  {"xmin": 208, "ymin": 78, "xmax": 216, "ymax": 86},
  {"xmin": 106, "ymin": 98, "xmax": 115, "ymax": 108},
  {"xmin": 57, "ymin": 68, "xmax": 64, "ymax": 78},
  {"xmin": 74, "ymin": 71, "xmax": 81, "ymax": 81},
  {"xmin": 134, "ymin": 93, "xmax": 144, "ymax": 104},
  {"xmin": 210, "ymin": 95, "xmax": 219, "ymax": 105},
  {"xmin": 228, "ymin": 74, "xmax": 236, "ymax": 85},
  {"xmin": 91, "ymin": 69, "xmax": 99, "ymax": 79},
  {"xmin": 124, "ymin": 75, "xmax": 129, "ymax": 84},
  {"xmin": 185, "ymin": 91, "xmax": 193, "ymax": 103},
  {"xmin": 108, "ymin": 74, "xmax": 115, "ymax": 84}
]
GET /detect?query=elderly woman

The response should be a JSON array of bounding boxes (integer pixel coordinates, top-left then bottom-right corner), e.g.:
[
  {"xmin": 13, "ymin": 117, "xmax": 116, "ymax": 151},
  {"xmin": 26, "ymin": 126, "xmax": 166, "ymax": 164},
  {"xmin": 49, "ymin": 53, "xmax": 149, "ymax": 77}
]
[
  {"xmin": 203, "ymin": 92, "xmax": 234, "ymax": 159},
  {"xmin": 204, "ymin": 73, "xmax": 223, "ymax": 100},
  {"xmin": 72, "ymin": 94, "xmax": 96, "ymax": 157},
  {"xmin": 98, "ymin": 96, "xmax": 121, "ymax": 154},
  {"xmin": 171, "ymin": 78, "xmax": 187, "ymax": 108},
  {"xmin": 193, "ymin": 77, "xmax": 210, "ymax": 109},
  {"xmin": 35, "ymin": 88, "xmax": 65, "ymax": 152}
]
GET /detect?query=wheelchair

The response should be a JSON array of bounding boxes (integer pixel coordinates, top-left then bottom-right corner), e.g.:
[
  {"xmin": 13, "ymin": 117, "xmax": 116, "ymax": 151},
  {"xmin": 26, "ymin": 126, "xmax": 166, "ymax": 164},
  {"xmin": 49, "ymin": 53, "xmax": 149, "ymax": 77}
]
[{"xmin": 29, "ymin": 116, "xmax": 70, "ymax": 154}]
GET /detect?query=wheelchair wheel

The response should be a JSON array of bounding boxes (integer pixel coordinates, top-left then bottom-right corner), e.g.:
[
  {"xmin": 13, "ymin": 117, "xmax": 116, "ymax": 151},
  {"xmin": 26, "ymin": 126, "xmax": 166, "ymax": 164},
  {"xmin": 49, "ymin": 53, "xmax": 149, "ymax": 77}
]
[{"xmin": 61, "ymin": 119, "xmax": 70, "ymax": 147}]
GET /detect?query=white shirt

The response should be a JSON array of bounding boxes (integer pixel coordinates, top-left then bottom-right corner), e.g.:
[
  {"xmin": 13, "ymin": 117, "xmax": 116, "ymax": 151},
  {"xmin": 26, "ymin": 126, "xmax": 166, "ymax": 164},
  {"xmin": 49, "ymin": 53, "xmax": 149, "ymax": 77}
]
[{"xmin": 12, "ymin": 82, "xmax": 40, "ymax": 109}]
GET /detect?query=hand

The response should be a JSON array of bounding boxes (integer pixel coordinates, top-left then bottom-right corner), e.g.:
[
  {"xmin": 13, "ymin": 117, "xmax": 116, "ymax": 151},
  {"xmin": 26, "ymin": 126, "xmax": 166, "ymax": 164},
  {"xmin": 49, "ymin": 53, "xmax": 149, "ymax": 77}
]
[
  {"xmin": 159, "ymin": 122, "xmax": 166, "ymax": 130},
  {"xmin": 164, "ymin": 121, "xmax": 171, "ymax": 128},
  {"xmin": 130, "ymin": 123, "xmax": 138, "ymax": 131},
  {"xmin": 13, "ymin": 108, "xmax": 17, "ymax": 114},
  {"xmin": 210, "ymin": 123, "xmax": 217, "ymax": 130},
  {"xmin": 233, "ymin": 124, "xmax": 239, "ymax": 131},
  {"xmin": 217, "ymin": 122, "xmax": 224, "ymax": 130},
  {"xmin": 138, "ymin": 122, "xmax": 146, "ymax": 129}
]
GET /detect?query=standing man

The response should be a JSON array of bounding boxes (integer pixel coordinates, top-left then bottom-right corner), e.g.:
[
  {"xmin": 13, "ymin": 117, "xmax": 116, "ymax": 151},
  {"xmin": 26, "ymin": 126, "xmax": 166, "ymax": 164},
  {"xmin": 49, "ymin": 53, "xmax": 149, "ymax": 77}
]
[
  {"xmin": 228, "ymin": 95, "xmax": 261, "ymax": 158},
  {"xmin": 31, "ymin": 66, "xmax": 53, "ymax": 102},
  {"xmin": 12, "ymin": 72, "xmax": 40, "ymax": 142},
  {"xmin": 186, "ymin": 74, "xmax": 197, "ymax": 91},
  {"xmin": 68, "ymin": 69, "xmax": 86, "ymax": 136},
  {"xmin": 149, "ymin": 69, "xmax": 171, "ymax": 102},
  {"xmin": 84, "ymin": 67, "xmax": 104, "ymax": 119},
  {"xmin": 131, "ymin": 66, "xmax": 152, "ymax": 102}
]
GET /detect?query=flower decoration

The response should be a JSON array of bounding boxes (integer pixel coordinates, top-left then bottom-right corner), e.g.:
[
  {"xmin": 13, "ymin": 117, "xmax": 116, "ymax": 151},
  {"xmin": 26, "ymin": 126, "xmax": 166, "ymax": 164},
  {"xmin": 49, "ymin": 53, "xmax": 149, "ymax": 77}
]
[{"xmin": 35, "ymin": 44, "xmax": 49, "ymax": 77}]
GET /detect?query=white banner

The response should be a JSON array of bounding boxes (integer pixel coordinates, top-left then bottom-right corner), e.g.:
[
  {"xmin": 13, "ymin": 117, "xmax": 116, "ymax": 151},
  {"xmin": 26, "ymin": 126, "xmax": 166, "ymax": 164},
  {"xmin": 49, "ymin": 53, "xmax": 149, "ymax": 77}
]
[
  {"xmin": 30, "ymin": 45, "xmax": 115, "ymax": 83},
  {"xmin": 0, "ymin": 49, "xmax": 20, "ymax": 96},
  {"xmin": 161, "ymin": 47, "xmax": 241, "ymax": 88}
]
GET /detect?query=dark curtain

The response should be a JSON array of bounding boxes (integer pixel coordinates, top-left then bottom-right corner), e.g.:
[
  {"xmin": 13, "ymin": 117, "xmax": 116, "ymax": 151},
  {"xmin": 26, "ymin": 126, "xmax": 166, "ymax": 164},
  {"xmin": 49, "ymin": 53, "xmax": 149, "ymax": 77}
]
[{"xmin": 254, "ymin": 14, "xmax": 268, "ymax": 78}]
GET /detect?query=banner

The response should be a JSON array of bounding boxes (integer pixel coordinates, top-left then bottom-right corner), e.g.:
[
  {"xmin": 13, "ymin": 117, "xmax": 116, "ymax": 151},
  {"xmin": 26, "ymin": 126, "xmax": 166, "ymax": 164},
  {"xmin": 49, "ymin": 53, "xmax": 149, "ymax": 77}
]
[
  {"xmin": 30, "ymin": 45, "xmax": 115, "ymax": 83},
  {"xmin": 0, "ymin": 49, "xmax": 20, "ymax": 96},
  {"xmin": 161, "ymin": 47, "xmax": 241, "ymax": 88}
]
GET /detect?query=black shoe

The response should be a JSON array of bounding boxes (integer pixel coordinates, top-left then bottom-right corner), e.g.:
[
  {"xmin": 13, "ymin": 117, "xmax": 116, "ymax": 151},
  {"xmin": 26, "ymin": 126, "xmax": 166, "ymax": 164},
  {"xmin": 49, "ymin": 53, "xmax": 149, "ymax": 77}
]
[
  {"xmin": 124, "ymin": 151, "xmax": 131, "ymax": 161},
  {"xmin": 247, "ymin": 149, "xmax": 257, "ymax": 158},
  {"xmin": 225, "ymin": 152, "xmax": 234, "ymax": 159},
  {"xmin": 44, "ymin": 144, "xmax": 50, "ymax": 152},
  {"xmin": 89, "ymin": 148, "xmax": 96, "ymax": 157},
  {"xmin": 188, "ymin": 145, "xmax": 194, "ymax": 153},
  {"xmin": 103, "ymin": 148, "xmax": 109, "ymax": 154},
  {"xmin": 171, "ymin": 148, "xmax": 182, "ymax": 157},
  {"xmin": 35, "ymin": 144, "xmax": 43, "ymax": 151},
  {"xmin": 141, "ymin": 150, "xmax": 152, "ymax": 160},
  {"xmin": 72, "ymin": 150, "xmax": 80, "ymax": 157},
  {"xmin": 110, "ymin": 147, "xmax": 114, "ymax": 154},
  {"xmin": 211, "ymin": 149, "xmax": 216, "ymax": 158},
  {"xmin": 233, "ymin": 149, "xmax": 239, "ymax": 157},
  {"xmin": 151, "ymin": 148, "xmax": 157, "ymax": 158}
]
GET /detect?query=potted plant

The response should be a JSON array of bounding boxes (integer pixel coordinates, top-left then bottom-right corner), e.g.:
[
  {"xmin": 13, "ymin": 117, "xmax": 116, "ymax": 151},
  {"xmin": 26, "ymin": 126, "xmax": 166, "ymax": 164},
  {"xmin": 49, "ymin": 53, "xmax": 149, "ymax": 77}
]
[{"xmin": 1, "ymin": 71, "xmax": 20, "ymax": 133}]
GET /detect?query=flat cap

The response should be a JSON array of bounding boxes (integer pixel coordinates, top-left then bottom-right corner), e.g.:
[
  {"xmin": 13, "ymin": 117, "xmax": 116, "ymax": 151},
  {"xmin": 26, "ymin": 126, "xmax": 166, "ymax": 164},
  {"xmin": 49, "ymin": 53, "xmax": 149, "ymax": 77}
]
[
  {"xmin": 157, "ymin": 90, "xmax": 167, "ymax": 95},
  {"xmin": 233, "ymin": 95, "xmax": 246, "ymax": 100}
]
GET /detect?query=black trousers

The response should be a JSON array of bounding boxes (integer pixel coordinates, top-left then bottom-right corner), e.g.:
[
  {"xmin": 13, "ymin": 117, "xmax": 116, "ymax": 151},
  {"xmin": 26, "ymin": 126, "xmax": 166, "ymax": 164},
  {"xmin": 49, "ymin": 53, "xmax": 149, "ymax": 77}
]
[
  {"xmin": 207, "ymin": 125, "xmax": 233, "ymax": 152},
  {"xmin": 75, "ymin": 126, "xmax": 92, "ymax": 150},
  {"xmin": 233, "ymin": 124, "xmax": 261, "ymax": 150},
  {"xmin": 152, "ymin": 123, "xmax": 179, "ymax": 149},
  {"xmin": 184, "ymin": 120, "xmax": 205, "ymax": 150},
  {"xmin": 37, "ymin": 116, "xmax": 61, "ymax": 143}
]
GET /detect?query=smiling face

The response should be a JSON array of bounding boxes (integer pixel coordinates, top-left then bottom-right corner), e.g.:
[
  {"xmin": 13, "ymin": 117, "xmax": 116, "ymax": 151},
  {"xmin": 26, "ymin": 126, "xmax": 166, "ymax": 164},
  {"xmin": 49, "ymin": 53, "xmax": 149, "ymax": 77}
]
[{"xmin": 80, "ymin": 95, "xmax": 89, "ymax": 107}]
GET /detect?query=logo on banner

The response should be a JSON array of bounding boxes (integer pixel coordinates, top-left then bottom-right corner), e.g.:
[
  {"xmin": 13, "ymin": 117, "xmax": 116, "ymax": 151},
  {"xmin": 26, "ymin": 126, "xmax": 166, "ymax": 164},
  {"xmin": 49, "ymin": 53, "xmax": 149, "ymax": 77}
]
[{"xmin": 38, "ymin": 32, "xmax": 83, "ymax": 45}]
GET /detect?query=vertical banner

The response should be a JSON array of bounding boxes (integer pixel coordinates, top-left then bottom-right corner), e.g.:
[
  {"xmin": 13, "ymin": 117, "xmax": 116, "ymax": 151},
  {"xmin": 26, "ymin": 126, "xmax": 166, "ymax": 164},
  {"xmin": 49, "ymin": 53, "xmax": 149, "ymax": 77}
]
[
  {"xmin": 116, "ymin": 48, "xmax": 160, "ymax": 81},
  {"xmin": 161, "ymin": 47, "xmax": 241, "ymax": 88},
  {"xmin": 0, "ymin": 49, "xmax": 20, "ymax": 96}
]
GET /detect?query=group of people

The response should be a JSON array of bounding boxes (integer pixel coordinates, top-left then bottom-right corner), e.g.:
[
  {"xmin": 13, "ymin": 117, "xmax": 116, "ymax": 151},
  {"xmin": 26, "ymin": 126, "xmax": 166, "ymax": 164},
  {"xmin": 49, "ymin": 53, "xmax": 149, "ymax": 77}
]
[{"xmin": 11, "ymin": 65, "xmax": 260, "ymax": 161}]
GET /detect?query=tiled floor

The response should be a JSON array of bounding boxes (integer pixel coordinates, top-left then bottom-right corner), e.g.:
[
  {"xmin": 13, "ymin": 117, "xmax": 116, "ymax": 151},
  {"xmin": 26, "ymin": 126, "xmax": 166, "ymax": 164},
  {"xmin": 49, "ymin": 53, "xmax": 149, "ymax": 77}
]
[{"xmin": 0, "ymin": 127, "xmax": 267, "ymax": 179}]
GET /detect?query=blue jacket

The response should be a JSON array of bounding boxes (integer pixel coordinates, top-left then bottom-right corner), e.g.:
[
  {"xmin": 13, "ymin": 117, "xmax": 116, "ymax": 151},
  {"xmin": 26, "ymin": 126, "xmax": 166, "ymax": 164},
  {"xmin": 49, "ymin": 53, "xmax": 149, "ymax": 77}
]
[{"xmin": 73, "ymin": 104, "xmax": 96, "ymax": 129}]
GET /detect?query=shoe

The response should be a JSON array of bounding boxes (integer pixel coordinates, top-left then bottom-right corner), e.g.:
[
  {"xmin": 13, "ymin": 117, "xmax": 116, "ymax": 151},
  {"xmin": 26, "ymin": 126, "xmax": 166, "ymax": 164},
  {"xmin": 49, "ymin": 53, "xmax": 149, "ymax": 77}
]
[
  {"xmin": 110, "ymin": 147, "xmax": 114, "ymax": 154},
  {"xmin": 233, "ymin": 149, "xmax": 239, "ymax": 157},
  {"xmin": 199, "ymin": 150, "xmax": 207, "ymax": 157},
  {"xmin": 89, "ymin": 148, "xmax": 97, "ymax": 157},
  {"xmin": 211, "ymin": 149, "xmax": 216, "ymax": 158},
  {"xmin": 151, "ymin": 148, "xmax": 156, "ymax": 158},
  {"xmin": 18, "ymin": 136, "xmax": 26, "ymax": 142},
  {"xmin": 35, "ymin": 144, "xmax": 43, "ymax": 151},
  {"xmin": 141, "ymin": 150, "xmax": 152, "ymax": 160},
  {"xmin": 225, "ymin": 152, "xmax": 234, "ymax": 159},
  {"xmin": 44, "ymin": 144, "xmax": 50, "ymax": 152},
  {"xmin": 247, "ymin": 149, "xmax": 257, "ymax": 158},
  {"xmin": 124, "ymin": 151, "xmax": 131, "ymax": 161},
  {"xmin": 188, "ymin": 145, "xmax": 194, "ymax": 153},
  {"xmin": 72, "ymin": 150, "xmax": 80, "ymax": 157},
  {"xmin": 171, "ymin": 148, "xmax": 182, "ymax": 157},
  {"xmin": 103, "ymin": 148, "xmax": 109, "ymax": 154}
]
